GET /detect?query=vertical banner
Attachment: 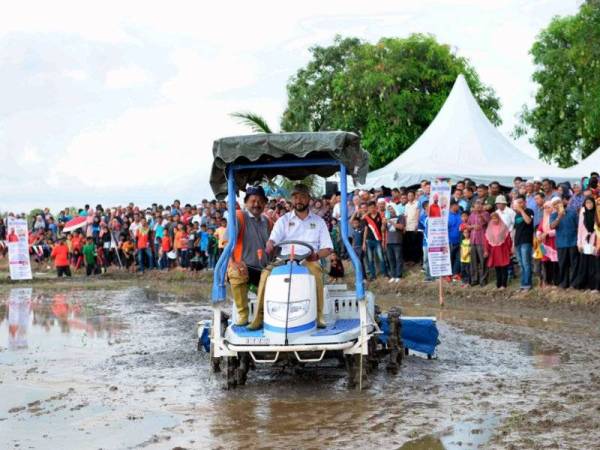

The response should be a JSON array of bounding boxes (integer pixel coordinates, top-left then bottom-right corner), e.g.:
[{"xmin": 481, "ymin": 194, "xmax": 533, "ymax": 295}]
[
  {"xmin": 427, "ymin": 179, "xmax": 452, "ymax": 277},
  {"xmin": 6, "ymin": 217, "xmax": 33, "ymax": 280}
]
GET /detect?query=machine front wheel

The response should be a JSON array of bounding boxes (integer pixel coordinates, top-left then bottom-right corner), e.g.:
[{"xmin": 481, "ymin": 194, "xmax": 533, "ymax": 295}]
[{"xmin": 223, "ymin": 356, "xmax": 239, "ymax": 390}]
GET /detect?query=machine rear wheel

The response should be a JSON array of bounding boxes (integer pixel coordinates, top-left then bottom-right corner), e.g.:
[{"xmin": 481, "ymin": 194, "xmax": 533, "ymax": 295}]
[{"xmin": 236, "ymin": 353, "xmax": 250, "ymax": 386}]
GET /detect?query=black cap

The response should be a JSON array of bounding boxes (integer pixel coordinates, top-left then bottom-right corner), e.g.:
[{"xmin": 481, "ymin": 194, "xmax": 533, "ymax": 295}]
[{"xmin": 244, "ymin": 185, "xmax": 267, "ymax": 202}]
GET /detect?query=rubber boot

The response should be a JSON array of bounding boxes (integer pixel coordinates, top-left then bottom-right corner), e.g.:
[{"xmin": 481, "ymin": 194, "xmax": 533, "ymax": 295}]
[
  {"xmin": 247, "ymin": 266, "xmax": 271, "ymax": 330},
  {"xmin": 230, "ymin": 282, "xmax": 249, "ymax": 326}
]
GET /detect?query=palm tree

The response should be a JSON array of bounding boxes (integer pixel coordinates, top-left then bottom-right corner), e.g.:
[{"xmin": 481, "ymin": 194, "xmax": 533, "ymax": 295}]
[
  {"xmin": 230, "ymin": 111, "xmax": 320, "ymax": 196},
  {"xmin": 230, "ymin": 112, "xmax": 273, "ymax": 134}
]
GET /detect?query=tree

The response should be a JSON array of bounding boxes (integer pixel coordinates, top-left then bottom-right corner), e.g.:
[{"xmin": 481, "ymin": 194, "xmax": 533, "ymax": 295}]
[
  {"xmin": 515, "ymin": 2, "xmax": 600, "ymax": 167},
  {"xmin": 282, "ymin": 34, "xmax": 501, "ymax": 170}
]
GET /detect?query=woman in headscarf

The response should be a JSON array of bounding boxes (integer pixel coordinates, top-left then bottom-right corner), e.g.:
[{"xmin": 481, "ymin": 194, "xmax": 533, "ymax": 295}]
[
  {"xmin": 537, "ymin": 201, "xmax": 559, "ymax": 288},
  {"xmin": 575, "ymin": 196, "xmax": 598, "ymax": 290},
  {"xmin": 483, "ymin": 212, "xmax": 512, "ymax": 289}
]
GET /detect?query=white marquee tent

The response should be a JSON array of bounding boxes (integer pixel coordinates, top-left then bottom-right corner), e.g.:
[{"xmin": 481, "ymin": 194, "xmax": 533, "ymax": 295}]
[
  {"xmin": 359, "ymin": 74, "xmax": 569, "ymax": 188},
  {"xmin": 563, "ymin": 146, "xmax": 600, "ymax": 178}
]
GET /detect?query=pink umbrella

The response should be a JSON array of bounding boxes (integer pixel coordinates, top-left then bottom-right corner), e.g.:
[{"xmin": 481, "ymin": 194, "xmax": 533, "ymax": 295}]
[{"xmin": 62, "ymin": 216, "xmax": 87, "ymax": 233}]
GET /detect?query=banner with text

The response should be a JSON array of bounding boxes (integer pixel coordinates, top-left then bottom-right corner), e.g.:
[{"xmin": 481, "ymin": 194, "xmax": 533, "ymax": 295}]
[
  {"xmin": 427, "ymin": 179, "xmax": 452, "ymax": 277},
  {"xmin": 7, "ymin": 217, "xmax": 33, "ymax": 280}
]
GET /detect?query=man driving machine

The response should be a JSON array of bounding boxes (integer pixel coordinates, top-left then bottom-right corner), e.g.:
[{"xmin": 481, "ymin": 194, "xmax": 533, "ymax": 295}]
[
  {"xmin": 248, "ymin": 184, "xmax": 333, "ymax": 330},
  {"xmin": 228, "ymin": 186, "xmax": 271, "ymax": 326}
]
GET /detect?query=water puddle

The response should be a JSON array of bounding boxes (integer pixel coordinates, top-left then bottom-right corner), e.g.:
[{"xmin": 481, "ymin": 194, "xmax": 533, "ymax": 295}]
[
  {"xmin": 0, "ymin": 288, "xmax": 125, "ymax": 361},
  {"xmin": 400, "ymin": 413, "xmax": 500, "ymax": 449}
]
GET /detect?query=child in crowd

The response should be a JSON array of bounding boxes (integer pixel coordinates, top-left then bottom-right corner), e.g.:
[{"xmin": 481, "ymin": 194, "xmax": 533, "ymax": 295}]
[
  {"xmin": 350, "ymin": 217, "xmax": 367, "ymax": 280},
  {"xmin": 328, "ymin": 252, "xmax": 345, "ymax": 282},
  {"xmin": 160, "ymin": 233, "xmax": 172, "ymax": 270},
  {"xmin": 120, "ymin": 236, "xmax": 135, "ymax": 273},
  {"xmin": 207, "ymin": 227, "xmax": 218, "ymax": 269},
  {"xmin": 82, "ymin": 236, "xmax": 97, "ymax": 276},
  {"xmin": 329, "ymin": 217, "xmax": 341, "ymax": 256},
  {"xmin": 198, "ymin": 224, "xmax": 209, "ymax": 267},
  {"xmin": 460, "ymin": 229, "xmax": 471, "ymax": 286}
]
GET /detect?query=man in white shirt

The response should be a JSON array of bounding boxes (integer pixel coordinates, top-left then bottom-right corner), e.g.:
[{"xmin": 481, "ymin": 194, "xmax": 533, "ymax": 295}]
[
  {"xmin": 495, "ymin": 195, "xmax": 516, "ymax": 232},
  {"xmin": 248, "ymin": 184, "xmax": 333, "ymax": 330}
]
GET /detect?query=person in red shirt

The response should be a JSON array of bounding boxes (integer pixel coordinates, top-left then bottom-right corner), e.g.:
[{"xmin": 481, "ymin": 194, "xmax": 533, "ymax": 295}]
[
  {"xmin": 484, "ymin": 212, "xmax": 513, "ymax": 289},
  {"xmin": 70, "ymin": 231, "xmax": 84, "ymax": 271},
  {"xmin": 135, "ymin": 219, "xmax": 153, "ymax": 272},
  {"xmin": 159, "ymin": 233, "xmax": 172, "ymax": 270},
  {"xmin": 51, "ymin": 238, "xmax": 71, "ymax": 277}
]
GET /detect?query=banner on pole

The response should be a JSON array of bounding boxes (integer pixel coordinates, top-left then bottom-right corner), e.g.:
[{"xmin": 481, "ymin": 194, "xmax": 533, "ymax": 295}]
[
  {"xmin": 427, "ymin": 179, "xmax": 452, "ymax": 277},
  {"xmin": 7, "ymin": 217, "xmax": 33, "ymax": 280}
]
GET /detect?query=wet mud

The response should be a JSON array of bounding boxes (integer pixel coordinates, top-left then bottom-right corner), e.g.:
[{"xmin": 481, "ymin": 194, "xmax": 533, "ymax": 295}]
[{"xmin": 1, "ymin": 286, "xmax": 599, "ymax": 449}]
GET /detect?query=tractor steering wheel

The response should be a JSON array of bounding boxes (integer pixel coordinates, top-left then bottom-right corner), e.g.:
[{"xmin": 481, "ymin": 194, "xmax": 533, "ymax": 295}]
[{"xmin": 273, "ymin": 240, "xmax": 315, "ymax": 264}]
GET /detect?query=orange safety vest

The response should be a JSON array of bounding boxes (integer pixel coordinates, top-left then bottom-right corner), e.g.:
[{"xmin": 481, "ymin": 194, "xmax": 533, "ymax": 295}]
[{"xmin": 232, "ymin": 210, "xmax": 273, "ymax": 262}]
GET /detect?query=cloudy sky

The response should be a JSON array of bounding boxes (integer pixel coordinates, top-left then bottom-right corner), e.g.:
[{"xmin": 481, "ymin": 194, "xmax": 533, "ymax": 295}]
[{"xmin": 0, "ymin": 0, "xmax": 581, "ymax": 212}]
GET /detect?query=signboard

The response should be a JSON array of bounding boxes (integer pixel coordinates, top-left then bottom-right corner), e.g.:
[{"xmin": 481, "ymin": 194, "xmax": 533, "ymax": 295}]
[
  {"xmin": 427, "ymin": 179, "xmax": 452, "ymax": 277},
  {"xmin": 6, "ymin": 217, "xmax": 33, "ymax": 280}
]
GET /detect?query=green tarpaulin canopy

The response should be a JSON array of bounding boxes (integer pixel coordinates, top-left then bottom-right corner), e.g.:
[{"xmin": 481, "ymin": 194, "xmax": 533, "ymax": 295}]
[{"xmin": 210, "ymin": 131, "xmax": 369, "ymax": 199}]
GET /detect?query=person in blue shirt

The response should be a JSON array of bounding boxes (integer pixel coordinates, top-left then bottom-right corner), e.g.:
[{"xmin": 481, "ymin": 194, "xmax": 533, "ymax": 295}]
[
  {"xmin": 550, "ymin": 195, "xmax": 580, "ymax": 288},
  {"xmin": 448, "ymin": 200, "xmax": 462, "ymax": 277},
  {"xmin": 198, "ymin": 224, "xmax": 210, "ymax": 267},
  {"xmin": 419, "ymin": 201, "xmax": 432, "ymax": 281}
]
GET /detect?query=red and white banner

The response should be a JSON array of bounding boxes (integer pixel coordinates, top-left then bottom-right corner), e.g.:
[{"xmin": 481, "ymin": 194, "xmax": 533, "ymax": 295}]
[
  {"xmin": 427, "ymin": 179, "xmax": 452, "ymax": 277},
  {"xmin": 7, "ymin": 217, "xmax": 33, "ymax": 280}
]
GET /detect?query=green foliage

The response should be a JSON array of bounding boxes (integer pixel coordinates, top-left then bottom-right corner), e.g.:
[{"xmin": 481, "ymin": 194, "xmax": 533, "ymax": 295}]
[
  {"xmin": 282, "ymin": 34, "xmax": 501, "ymax": 170},
  {"xmin": 230, "ymin": 111, "xmax": 273, "ymax": 134},
  {"xmin": 516, "ymin": 2, "xmax": 600, "ymax": 167}
]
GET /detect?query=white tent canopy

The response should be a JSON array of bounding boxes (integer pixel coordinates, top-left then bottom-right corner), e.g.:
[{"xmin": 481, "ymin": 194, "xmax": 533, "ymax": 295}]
[
  {"xmin": 360, "ymin": 74, "xmax": 569, "ymax": 188},
  {"xmin": 563, "ymin": 146, "xmax": 600, "ymax": 178}
]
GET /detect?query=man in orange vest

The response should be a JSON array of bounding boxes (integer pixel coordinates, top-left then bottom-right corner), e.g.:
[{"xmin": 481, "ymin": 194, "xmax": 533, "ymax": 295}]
[{"xmin": 228, "ymin": 186, "xmax": 271, "ymax": 326}]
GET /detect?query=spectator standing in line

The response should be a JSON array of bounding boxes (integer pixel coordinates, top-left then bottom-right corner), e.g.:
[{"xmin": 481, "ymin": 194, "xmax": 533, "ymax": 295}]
[
  {"xmin": 362, "ymin": 200, "xmax": 388, "ymax": 281},
  {"xmin": 513, "ymin": 196, "xmax": 535, "ymax": 290},
  {"xmin": 135, "ymin": 218, "xmax": 153, "ymax": 272},
  {"xmin": 537, "ymin": 202, "xmax": 559, "ymax": 287},
  {"xmin": 51, "ymin": 238, "xmax": 71, "ymax": 277},
  {"xmin": 350, "ymin": 217, "xmax": 367, "ymax": 280},
  {"xmin": 460, "ymin": 228, "xmax": 471, "ymax": 285},
  {"xmin": 484, "ymin": 212, "xmax": 513, "ymax": 289},
  {"xmin": 386, "ymin": 205, "xmax": 405, "ymax": 283},
  {"xmin": 403, "ymin": 190, "xmax": 420, "ymax": 264},
  {"xmin": 575, "ymin": 196, "xmax": 599, "ymax": 290},
  {"xmin": 550, "ymin": 195, "xmax": 579, "ymax": 289},
  {"xmin": 467, "ymin": 199, "xmax": 490, "ymax": 286},
  {"xmin": 448, "ymin": 200, "xmax": 462, "ymax": 279},
  {"xmin": 82, "ymin": 236, "xmax": 97, "ymax": 276}
]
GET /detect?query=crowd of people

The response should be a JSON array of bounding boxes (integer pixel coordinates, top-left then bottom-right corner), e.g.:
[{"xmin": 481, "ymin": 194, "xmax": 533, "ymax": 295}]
[{"xmin": 1, "ymin": 172, "xmax": 600, "ymax": 292}]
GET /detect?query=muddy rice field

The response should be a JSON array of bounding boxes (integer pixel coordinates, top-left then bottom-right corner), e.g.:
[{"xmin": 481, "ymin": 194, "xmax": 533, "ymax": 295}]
[{"xmin": 1, "ymin": 278, "xmax": 600, "ymax": 449}]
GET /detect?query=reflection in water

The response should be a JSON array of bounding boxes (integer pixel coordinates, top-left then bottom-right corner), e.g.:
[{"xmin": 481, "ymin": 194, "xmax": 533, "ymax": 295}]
[{"xmin": 0, "ymin": 289, "xmax": 124, "ymax": 351}]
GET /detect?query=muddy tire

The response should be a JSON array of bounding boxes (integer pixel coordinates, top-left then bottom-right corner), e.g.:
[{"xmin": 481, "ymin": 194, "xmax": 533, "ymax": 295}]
[
  {"xmin": 210, "ymin": 343, "xmax": 221, "ymax": 373},
  {"xmin": 387, "ymin": 307, "xmax": 403, "ymax": 374},
  {"xmin": 223, "ymin": 356, "xmax": 239, "ymax": 390},
  {"xmin": 236, "ymin": 353, "xmax": 250, "ymax": 386},
  {"xmin": 345, "ymin": 354, "xmax": 369, "ymax": 390},
  {"xmin": 367, "ymin": 336, "xmax": 379, "ymax": 372}
]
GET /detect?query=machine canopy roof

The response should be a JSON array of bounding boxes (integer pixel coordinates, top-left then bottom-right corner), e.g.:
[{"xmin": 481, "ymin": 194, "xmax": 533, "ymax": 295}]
[{"xmin": 210, "ymin": 131, "xmax": 369, "ymax": 199}]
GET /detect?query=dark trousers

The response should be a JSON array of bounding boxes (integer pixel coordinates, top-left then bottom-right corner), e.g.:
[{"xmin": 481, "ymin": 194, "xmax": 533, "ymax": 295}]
[
  {"xmin": 450, "ymin": 243, "xmax": 460, "ymax": 275},
  {"xmin": 542, "ymin": 261, "xmax": 559, "ymax": 286},
  {"xmin": 574, "ymin": 254, "xmax": 599, "ymax": 290},
  {"xmin": 469, "ymin": 244, "xmax": 488, "ymax": 286},
  {"xmin": 57, "ymin": 266, "xmax": 72, "ymax": 277},
  {"xmin": 557, "ymin": 246, "xmax": 580, "ymax": 288},
  {"xmin": 386, "ymin": 243, "xmax": 403, "ymax": 278},
  {"xmin": 86, "ymin": 263, "xmax": 96, "ymax": 276},
  {"xmin": 403, "ymin": 231, "xmax": 422, "ymax": 263},
  {"xmin": 460, "ymin": 262, "xmax": 471, "ymax": 284},
  {"xmin": 495, "ymin": 266, "xmax": 508, "ymax": 288}
]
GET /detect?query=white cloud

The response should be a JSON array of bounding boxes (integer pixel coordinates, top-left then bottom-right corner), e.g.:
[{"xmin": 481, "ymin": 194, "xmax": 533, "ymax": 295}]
[
  {"xmin": 0, "ymin": 0, "xmax": 584, "ymax": 213},
  {"xmin": 105, "ymin": 66, "xmax": 152, "ymax": 89}
]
